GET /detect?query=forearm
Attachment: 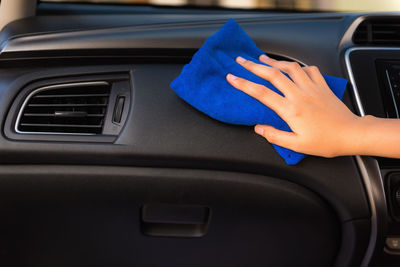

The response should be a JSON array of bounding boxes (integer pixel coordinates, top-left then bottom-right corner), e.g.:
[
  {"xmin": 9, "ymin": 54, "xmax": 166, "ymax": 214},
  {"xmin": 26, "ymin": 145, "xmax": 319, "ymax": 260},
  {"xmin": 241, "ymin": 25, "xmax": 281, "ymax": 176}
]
[{"xmin": 352, "ymin": 115, "xmax": 400, "ymax": 158}]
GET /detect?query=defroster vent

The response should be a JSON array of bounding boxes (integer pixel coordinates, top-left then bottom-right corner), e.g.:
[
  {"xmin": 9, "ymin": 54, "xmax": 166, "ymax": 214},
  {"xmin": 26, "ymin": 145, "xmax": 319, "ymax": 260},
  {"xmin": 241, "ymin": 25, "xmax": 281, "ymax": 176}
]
[{"xmin": 16, "ymin": 81, "xmax": 111, "ymax": 134}]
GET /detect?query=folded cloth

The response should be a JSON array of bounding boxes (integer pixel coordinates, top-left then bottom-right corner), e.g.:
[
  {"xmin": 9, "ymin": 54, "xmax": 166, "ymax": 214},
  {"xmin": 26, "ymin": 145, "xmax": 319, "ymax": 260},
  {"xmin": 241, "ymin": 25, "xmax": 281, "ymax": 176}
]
[{"xmin": 170, "ymin": 19, "xmax": 347, "ymax": 165}]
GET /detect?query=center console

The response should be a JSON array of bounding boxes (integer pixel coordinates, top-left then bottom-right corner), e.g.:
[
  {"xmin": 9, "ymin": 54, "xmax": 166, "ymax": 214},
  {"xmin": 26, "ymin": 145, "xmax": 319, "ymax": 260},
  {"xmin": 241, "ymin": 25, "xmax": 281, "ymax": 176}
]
[{"xmin": 346, "ymin": 47, "xmax": 400, "ymax": 266}]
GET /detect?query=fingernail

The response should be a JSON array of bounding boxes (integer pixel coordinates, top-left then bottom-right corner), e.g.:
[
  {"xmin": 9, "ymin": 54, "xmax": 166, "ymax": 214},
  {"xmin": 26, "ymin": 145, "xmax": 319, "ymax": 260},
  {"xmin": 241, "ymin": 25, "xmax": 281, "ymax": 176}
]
[
  {"xmin": 260, "ymin": 54, "xmax": 269, "ymax": 61},
  {"xmin": 236, "ymin": 56, "xmax": 246, "ymax": 64},
  {"xmin": 254, "ymin": 125, "xmax": 264, "ymax": 135},
  {"xmin": 227, "ymin": 73, "xmax": 238, "ymax": 81}
]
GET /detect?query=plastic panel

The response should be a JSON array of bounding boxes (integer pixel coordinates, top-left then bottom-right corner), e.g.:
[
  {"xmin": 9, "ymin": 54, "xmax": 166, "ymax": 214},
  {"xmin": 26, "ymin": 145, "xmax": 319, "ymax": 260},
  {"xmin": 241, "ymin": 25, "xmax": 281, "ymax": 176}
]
[
  {"xmin": 0, "ymin": 8, "xmax": 380, "ymax": 267},
  {"xmin": 0, "ymin": 165, "xmax": 339, "ymax": 267}
]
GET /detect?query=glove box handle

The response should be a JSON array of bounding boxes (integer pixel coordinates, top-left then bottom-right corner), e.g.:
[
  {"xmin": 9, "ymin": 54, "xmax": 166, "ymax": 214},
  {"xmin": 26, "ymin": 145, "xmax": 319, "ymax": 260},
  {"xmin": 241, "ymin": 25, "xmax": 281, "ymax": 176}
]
[{"xmin": 141, "ymin": 204, "xmax": 211, "ymax": 237}]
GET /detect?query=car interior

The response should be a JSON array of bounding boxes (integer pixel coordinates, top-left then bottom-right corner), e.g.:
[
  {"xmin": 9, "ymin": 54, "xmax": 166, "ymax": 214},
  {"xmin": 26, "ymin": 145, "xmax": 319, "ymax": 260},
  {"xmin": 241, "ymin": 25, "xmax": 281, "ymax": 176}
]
[{"xmin": 0, "ymin": 0, "xmax": 399, "ymax": 266}]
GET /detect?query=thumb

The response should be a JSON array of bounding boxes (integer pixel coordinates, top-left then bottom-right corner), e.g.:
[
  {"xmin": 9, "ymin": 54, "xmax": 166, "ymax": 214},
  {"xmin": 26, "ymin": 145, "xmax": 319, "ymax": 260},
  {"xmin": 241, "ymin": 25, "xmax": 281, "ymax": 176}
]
[{"xmin": 255, "ymin": 125, "xmax": 298, "ymax": 151}]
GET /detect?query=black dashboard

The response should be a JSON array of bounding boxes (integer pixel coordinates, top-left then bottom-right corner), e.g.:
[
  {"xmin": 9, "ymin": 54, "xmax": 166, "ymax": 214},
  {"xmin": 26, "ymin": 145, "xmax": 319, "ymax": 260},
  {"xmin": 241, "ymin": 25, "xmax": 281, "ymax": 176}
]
[{"xmin": 0, "ymin": 3, "xmax": 399, "ymax": 267}]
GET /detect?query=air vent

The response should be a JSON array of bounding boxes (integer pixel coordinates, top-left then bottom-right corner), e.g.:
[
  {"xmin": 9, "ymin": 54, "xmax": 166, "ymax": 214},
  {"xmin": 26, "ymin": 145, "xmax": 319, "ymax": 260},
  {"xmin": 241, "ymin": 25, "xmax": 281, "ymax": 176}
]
[
  {"xmin": 16, "ymin": 81, "xmax": 111, "ymax": 135},
  {"xmin": 353, "ymin": 18, "xmax": 400, "ymax": 45}
]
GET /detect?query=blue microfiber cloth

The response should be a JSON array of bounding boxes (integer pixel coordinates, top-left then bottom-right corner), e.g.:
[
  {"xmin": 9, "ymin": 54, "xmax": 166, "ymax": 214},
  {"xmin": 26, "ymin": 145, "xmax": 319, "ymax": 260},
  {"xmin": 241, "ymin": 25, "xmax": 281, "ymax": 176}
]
[{"xmin": 170, "ymin": 19, "xmax": 347, "ymax": 165}]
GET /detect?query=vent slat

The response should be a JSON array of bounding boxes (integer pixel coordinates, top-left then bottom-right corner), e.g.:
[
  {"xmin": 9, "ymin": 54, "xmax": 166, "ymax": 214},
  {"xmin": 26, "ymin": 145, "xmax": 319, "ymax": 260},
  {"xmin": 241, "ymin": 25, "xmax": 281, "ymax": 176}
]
[
  {"xmin": 28, "ymin": 103, "xmax": 108, "ymax": 107},
  {"xmin": 371, "ymin": 39, "xmax": 400, "ymax": 43},
  {"xmin": 372, "ymin": 23, "xmax": 400, "ymax": 27},
  {"xmin": 17, "ymin": 81, "xmax": 110, "ymax": 134},
  {"xmin": 23, "ymin": 113, "xmax": 105, "ymax": 117},
  {"xmin": 20, "ymin": 123, "xmax": 103, "ymax": 128},
  {"xmin": 33, "ymin": 94, "xmax": 110, "ymax": 98},
  {"xmin": 372, "ymin": 30, "xmax": 400, "ymax": 33}
]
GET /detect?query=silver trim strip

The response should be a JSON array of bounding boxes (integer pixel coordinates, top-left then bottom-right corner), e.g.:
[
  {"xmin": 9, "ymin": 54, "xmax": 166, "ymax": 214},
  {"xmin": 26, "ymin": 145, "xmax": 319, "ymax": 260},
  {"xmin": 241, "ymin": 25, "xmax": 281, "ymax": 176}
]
[
  {"xmin": 344, "ymin": 46, "xmax": 394, "ymax": 267},
  {"xmin": 385, "ymin": 69, "xmax": 399, "ymax": 118},
  {"xmin": 355, "ymin": 155, "xmax": 378, "ymax": 267},
  {"xmin": 344, "ymin": 47, "xmax": 366, "ymax": 116},
  {"xmin": 15, "ymin": 81, "xmax": 109, "ymax": 136}
]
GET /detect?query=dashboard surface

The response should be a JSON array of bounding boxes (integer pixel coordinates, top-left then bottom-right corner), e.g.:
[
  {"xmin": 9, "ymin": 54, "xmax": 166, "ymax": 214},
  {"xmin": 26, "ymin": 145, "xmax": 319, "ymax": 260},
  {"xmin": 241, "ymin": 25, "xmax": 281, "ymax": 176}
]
[{"xmin": 0, "ymin": 3, "xmax": 397, "ymax": 267}]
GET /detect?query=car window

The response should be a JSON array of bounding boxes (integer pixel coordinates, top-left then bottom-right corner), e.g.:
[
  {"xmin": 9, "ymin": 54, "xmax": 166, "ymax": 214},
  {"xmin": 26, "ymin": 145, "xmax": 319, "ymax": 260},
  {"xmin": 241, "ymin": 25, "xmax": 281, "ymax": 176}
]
[{"xmin": 42, "ymin": 0, "xmax": 400, "ymax": 12}]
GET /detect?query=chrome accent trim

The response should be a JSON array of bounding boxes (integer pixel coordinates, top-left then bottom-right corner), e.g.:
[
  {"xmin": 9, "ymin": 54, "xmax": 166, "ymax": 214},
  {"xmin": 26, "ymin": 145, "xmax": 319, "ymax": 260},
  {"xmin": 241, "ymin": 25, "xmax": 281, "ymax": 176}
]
[
  {"xmin": 15, "ymin": 81, "xmax": 109, "ymax": 136},
  {"xmin": 344, "ymin": 47, "xmax": 366, "ymax": 116},
  {"xmin": 385, "ymin": 69, "xmax": 399, "ymax": 118},
  {"xmin": 355, "ymin": 156, "xmax": 379, "ymax": 267},
  {"xmin": 344, "ymin": 46, "xmax": 392, "ymax": 267}
]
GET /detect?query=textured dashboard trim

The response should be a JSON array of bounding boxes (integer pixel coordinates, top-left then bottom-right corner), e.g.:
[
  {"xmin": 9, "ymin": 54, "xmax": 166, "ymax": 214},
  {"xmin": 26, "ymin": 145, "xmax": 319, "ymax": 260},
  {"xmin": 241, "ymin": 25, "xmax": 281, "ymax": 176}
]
[{"xmin": 345, "ymin": 46, "xmax": 388, "ymax": 266}]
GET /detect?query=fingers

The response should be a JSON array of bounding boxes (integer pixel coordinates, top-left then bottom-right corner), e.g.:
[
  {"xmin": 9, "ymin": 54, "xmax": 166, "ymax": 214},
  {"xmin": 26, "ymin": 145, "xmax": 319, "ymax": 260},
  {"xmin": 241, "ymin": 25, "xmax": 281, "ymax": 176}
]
[
  {"xmin": 302, "ymin": 66, "xmax": 329, "ymax": 88},
  {"xmin": 226, "ymin": 73, "xmax": 285, "ymax": 114},
  {"xmin": 259, "ymin": 54, "xmax": 329, "ymax": 90},
  {"xmin": 254, "ymin": 124, "xmax": 298, "ymax": 150},
  {"xmin": 236, "ymin": 56, "xmax": 295, "ymax": 97},
  {"xmin": 258, "ymin": 55, "xmax": 313, "ymax": 90}
]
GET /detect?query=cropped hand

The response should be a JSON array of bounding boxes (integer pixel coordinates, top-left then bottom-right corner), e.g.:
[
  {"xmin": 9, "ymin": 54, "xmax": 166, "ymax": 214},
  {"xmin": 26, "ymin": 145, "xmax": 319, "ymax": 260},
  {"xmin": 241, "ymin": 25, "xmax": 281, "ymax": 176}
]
[{"xmin": 226, "ymin": 55, "xmax": 364, "ymax": 158}]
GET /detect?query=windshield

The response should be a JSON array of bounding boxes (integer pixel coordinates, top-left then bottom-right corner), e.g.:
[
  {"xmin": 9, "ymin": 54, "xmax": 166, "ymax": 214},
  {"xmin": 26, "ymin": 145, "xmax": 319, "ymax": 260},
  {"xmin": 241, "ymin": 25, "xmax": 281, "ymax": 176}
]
[{"xmin": 42, "ymin": 0, "xmax": 400, "ymax": 12}]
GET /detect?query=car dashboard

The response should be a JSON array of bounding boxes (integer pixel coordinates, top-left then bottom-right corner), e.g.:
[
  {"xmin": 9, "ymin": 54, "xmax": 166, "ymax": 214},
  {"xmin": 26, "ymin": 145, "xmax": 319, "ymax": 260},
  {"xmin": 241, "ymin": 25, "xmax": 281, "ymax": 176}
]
[{"xmin": 0, "ymin": 3, "xmax": 399, "ymax": 267}]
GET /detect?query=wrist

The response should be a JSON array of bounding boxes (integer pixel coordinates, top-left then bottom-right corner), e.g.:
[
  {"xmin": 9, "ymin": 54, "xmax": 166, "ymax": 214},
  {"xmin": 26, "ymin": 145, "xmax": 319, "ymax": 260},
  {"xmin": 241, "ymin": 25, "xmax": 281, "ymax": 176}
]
[
  {"xmin": 332, "ymin": 114, "xmax": 375, "ymax": 157},
  {"xmin": 346, "ymin": 115, "xmax": 377, "ymax": 156}
]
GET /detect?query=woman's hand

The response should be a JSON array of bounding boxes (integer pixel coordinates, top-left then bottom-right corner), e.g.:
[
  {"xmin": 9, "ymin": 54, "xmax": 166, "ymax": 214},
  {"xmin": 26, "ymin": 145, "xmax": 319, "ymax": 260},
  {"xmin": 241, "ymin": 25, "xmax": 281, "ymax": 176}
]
[{"xmin": 226, "ymin": 55, "xmax": 366, "ymax": 158}]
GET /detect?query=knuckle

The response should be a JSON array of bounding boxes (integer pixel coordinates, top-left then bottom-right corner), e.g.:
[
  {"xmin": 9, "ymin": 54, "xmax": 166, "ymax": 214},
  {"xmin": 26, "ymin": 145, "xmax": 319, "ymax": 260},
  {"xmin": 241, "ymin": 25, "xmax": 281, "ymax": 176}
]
[
  {"xmin": 287, "ymin": 104, "xmax": 302, "ymax": 117},
  {"xmin": 253, "ymin": 85, "xmax": 267, "ymax": 98},
  {"xmin": 268, "ymin": 67, "xmax": 281, "ymax": 78},
  {"xmin": 307, "ymin": 65, "xmax": 320, "ymax": 73},
  {"xmin": 288, "ymin": 61, "xmax": 301, "ymax": 70},
  {"xmin": 264, "ymin": 129, "xmax": 276, "ymax": 142},
  {"xmin": 233, "ymin": 77, "xmax": 244, "ymax": 87},
  {"xmin": 323, "ymin": 150, "xmax": 337, "ymax": 158},
  {"xmin": 322, "ymin": 152, "xmax": 334, "ymax": 158},
  {"xmin": 243, "ymin": 60, "xmax": 254, "ymax": 69},
  {"xmin": 234, "ymin": 79, "xmax": 249, "ymax": 90}
]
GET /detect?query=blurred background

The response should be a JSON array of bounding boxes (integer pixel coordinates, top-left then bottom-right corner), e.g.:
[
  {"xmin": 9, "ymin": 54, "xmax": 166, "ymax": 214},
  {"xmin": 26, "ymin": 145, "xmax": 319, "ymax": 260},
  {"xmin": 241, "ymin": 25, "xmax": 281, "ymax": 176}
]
[{"xmin": 44, "ymin": 0, "xmax": 400, "ymax": 12}]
